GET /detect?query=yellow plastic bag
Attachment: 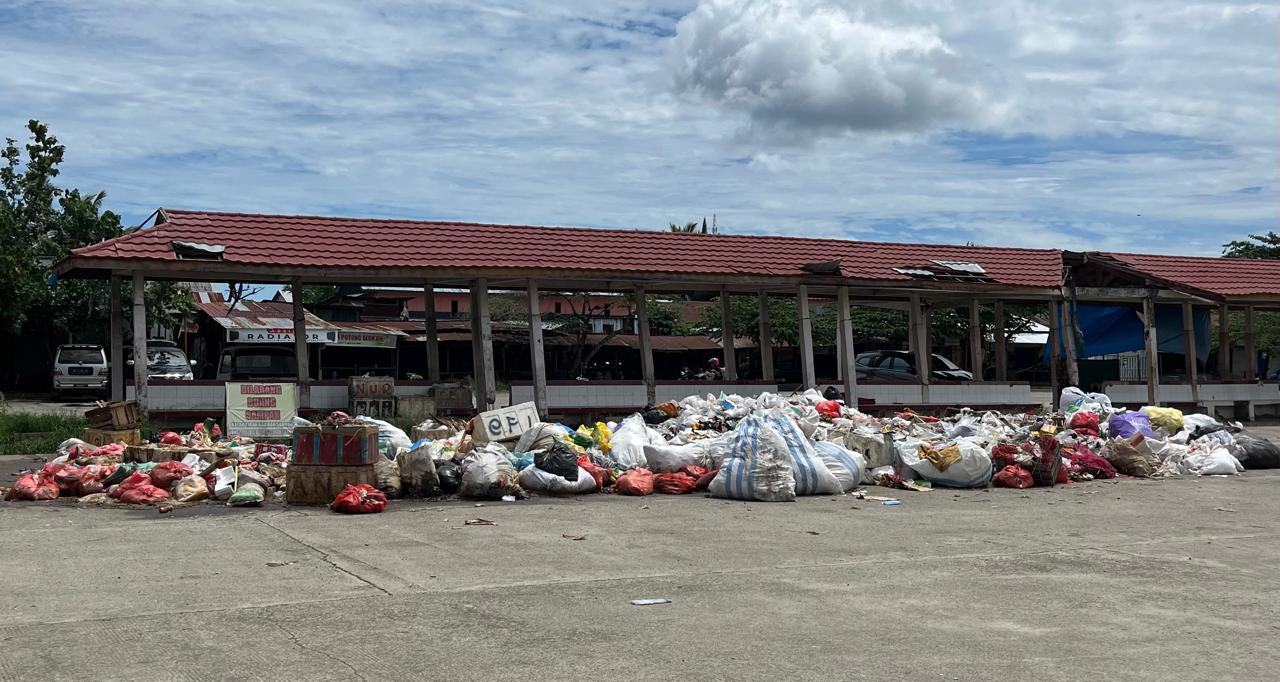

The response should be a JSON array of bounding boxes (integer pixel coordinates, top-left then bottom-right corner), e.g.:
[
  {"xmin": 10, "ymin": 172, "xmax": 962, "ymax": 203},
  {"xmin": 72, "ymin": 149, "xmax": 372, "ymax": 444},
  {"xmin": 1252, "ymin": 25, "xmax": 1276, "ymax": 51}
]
[
  {"xmin": 1143, "ymin": 406, "xmax": 1184, "ymax": 433},
  {"xmin": 919, "ymin": 444, "xmax": 962, "ymax": 472},
  {"xmin": 592, "ymin": 422, "xmax": 613, "ymax": 453},
  {"xmin": 172, "ymin": 474, "xmax": 210, "ymax": 503}
]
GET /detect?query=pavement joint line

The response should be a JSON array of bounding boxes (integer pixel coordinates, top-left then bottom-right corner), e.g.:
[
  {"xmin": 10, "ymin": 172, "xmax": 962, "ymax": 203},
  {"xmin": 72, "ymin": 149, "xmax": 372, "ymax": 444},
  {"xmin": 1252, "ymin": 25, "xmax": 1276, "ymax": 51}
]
[
  {"xmin": 255, "ymin": 515, "xmax": 402, "ymax": 597},
  {"xmin": 264, "ymin": 611, "xmax": 368, "ymax": 682}
]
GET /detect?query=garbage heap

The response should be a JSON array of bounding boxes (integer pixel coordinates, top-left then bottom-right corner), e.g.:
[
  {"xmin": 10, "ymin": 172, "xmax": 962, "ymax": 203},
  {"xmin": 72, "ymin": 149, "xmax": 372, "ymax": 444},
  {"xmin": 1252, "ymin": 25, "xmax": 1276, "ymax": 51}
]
[{"xmin": 5, "ymin": 388, "xmax": 1277, "ymax": 509}]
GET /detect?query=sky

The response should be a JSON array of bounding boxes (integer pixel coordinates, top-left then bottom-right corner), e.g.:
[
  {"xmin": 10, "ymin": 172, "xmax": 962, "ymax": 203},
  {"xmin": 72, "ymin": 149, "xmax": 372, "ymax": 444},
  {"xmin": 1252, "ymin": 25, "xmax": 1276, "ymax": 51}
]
[{"xmin": 1, "ymin": 0, "xmax": 1277, "ymax": 255}]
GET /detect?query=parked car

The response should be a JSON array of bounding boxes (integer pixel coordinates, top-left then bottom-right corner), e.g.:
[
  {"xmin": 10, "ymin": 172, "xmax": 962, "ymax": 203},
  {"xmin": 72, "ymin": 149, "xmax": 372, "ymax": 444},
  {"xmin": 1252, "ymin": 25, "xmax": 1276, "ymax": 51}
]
[
  {"xmin": 52, "ymin": 344, "xmax": 108, "ymax": 398},
  {"xmin": 216, "ymin": 345, "xmax": 298, "ymax": 381},
  {"xmin": 855, "ymin": 350, "xmax": 975, "ymax": 382},
  {"xmin": 124, "ymin": 340, "xmax": 197, "ymax": 381}
]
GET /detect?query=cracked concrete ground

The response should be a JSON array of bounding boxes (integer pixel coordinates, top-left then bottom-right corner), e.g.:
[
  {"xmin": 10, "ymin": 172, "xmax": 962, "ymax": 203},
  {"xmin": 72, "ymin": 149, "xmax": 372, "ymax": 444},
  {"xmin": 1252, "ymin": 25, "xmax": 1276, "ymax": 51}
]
[{"xmin": 1, "ymin": 468, "xmax": 1278, "ymax": 681}]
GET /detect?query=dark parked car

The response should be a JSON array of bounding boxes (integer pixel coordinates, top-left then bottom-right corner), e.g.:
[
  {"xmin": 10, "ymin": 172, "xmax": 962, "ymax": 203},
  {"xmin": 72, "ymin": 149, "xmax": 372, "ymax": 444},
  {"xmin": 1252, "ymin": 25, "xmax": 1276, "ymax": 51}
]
[{"xmin": 855, "ymin": 350, "xmax": 975, "ymax": 382}]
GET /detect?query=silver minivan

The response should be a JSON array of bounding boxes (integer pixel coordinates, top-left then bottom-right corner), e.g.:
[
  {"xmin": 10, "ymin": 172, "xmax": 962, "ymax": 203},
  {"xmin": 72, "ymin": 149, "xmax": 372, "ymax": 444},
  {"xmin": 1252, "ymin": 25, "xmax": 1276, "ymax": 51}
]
[{"xmin": 52, "ymin": 344, "xmax": 109, "ymax": 398}]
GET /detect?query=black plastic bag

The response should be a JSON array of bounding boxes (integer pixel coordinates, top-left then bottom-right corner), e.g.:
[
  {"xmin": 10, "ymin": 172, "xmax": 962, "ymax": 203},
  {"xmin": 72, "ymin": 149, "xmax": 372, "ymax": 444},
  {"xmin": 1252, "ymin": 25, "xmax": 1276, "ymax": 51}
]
[
  {"xmin": 642, "ymin": 409, "xmax": 667, "ymax": 425},
  {"xmin": 1232, "ymin": 435, "xmax": 1280, "ymax": 469},
  {"xmin": 1190, "ymin": 423, "xmax": 1240, "ymax": 443},
  {"xmin": 435, "ymin": 460, "xmax": 462, "ymax": 494},
  {"xmin": 534, "ymin": 442, "xmax": 579, "ymax": 481}
]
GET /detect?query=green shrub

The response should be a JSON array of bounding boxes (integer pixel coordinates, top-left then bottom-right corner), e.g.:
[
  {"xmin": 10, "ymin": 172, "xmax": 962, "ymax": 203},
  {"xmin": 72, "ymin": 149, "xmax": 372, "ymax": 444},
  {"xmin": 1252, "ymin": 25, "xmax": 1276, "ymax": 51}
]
[{"xmin": 0, "ymin": 413, "xmax": 87, "ymax": 455}]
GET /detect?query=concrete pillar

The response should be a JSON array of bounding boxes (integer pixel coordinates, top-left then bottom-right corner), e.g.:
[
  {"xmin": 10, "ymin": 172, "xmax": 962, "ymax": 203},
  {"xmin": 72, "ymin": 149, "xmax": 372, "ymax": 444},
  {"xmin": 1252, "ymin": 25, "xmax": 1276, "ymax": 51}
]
[
  {"xmin": 797, "ymin": 285, "xmax": 816, "ymax": 389},
  {"xmin": 109, "ymin": 275, "xmax": 124, "ymax": 402},
  {"xmin": 1063, "ymin": 297, "xmax": 1080, "ymax": 387},
  {"xmin": 424, "ymin": 284, "xmax": 441, "ymax": 383},
  {"xmin": 837, "ymin": 286, "xmax": 857, "ymax": 406},
  {"xmin": 527, "ymin": 281, "xmax": 548, "ymax": 418},
  {"xmin": 1183, "ymin": 302, "xmax": 1199, "ymax": 404},
  {"xmin": 472, "ymin": 279, "xmax": 496, "ymax": 409},
  {"xmin": 968, "ymin": 300, "xmax": 983, "ymax": 381},
  {"xmin": 757, "ymin": 291, "xmax": 774, "ymax": 381},
  {"xmin": 1217, "ymin": 303, "xmax": 1230, "ymax": 380},
  {"xmin": 1244, "ymin": 306, "xmax": 1257, "ymax": 382},
  {"xmin": 130, "ymin": 273, "xmax": 147, "ymax": 414},
  {"xmin": 636, "ymin": 287, "xmax": 656, "ymax": 407},
  {"xmin": 720, "ymin": 288, "xmax": 737, "ymax": 381},
  {"xmin": 910, "ymin": 294, "xmax": 930, "ymax": 403},
  {"xmin": 993, "ymin": 300, "xmax": 1008, "ymax": 382},
  {"xmin": 1143, "ymin": 292, "xmax": 1160, "ymax": 405},
  {"xmin": 1048, "ymin": 300, "xmax": 1060, "ymax": 393},
  {"xmin": 291, "ymin": 277, "xmax": 310, "ymax": 409}
]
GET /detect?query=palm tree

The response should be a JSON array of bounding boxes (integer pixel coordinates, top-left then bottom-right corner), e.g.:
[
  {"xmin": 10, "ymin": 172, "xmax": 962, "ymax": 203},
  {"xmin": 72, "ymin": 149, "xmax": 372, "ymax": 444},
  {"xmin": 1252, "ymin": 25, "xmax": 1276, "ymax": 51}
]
[{"xmin": 668, "ymin": 218, "xmax": 707, "ymax": 234}]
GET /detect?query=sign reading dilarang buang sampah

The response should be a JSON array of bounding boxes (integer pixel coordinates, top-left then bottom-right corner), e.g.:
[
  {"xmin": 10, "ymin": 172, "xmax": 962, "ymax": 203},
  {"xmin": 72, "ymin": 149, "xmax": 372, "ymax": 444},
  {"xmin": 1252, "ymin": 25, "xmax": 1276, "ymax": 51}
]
[{"xmin": 226, "ymin": 382, "xmax": 298, "ymax": 439}]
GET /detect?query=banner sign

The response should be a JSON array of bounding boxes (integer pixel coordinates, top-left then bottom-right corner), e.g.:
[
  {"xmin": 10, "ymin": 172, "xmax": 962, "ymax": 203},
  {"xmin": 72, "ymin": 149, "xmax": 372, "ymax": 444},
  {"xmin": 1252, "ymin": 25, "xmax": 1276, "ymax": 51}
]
[
  {"xmin": 226, "ymin": 328, "xmax": 336, "ymax": 344},
  {"xmin": 226, "ymin": 382, "xmax": 298, "ymax": 439},
  {"xmin": 334, "ymin": 331, "xmax": 397, "ymax": 348}
]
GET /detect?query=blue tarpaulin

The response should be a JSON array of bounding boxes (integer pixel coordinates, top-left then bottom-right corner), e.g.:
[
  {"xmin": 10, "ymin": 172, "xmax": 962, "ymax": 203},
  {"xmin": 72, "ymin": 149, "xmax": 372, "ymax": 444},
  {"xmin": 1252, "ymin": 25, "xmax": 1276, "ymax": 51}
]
[{"xmin": 1044, "ymin": 304, "xmax": 1210, "ymax": 364}]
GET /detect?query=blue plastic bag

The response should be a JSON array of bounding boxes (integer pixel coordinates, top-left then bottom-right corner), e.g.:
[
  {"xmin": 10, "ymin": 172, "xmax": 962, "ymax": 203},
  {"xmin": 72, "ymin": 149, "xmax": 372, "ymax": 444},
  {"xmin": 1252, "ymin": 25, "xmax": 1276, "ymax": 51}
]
[{"xmin": 1109, "ymin": 412, "xmax": 1154, "ymax": 440}]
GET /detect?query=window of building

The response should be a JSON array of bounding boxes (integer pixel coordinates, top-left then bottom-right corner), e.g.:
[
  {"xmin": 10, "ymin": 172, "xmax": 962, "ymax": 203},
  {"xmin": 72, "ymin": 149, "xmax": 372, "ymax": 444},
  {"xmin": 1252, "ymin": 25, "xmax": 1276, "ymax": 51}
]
[{"xmin": 450, "ymin": 300, "xmax": 459, "ymax": 316}]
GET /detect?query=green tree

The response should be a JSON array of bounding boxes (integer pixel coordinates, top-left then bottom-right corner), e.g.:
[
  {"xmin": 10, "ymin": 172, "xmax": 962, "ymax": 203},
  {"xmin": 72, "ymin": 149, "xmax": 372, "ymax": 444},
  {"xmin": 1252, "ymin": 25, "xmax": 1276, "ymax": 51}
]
[
  {"xmin": 1222, "ymin": 233, "xmax": 1280, "ymax": 354},
  {"xmin": 1224, "ymin": 232, "xmax": 1280, "ymax": 259},
  {"xmin": 646, "ymin": 296, "xmax": 692, "ymax": 336},
  {"xmin": 668, "ymin": 218, "xmax": 707, "ymax": 234}
]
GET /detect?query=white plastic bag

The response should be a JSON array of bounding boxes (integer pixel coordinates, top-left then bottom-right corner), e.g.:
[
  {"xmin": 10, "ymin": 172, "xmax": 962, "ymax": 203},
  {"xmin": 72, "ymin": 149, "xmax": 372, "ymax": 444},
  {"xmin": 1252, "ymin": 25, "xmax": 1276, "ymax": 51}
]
[
  {"xmin": 609, "ymin": 413, "xmax": 666, "ymax": 469},
  {"xmin": 643, "ymin": 442, "xmax": 706, "ymax": 473},
  {"xmin": 1059, "ymin": 387, "xmax": 1087, "ymax": 411},
  {"xmin": 845, "ymin": 430, "xmax": 892, "ymax": 470},
  {"xmin": 459, "ymin": 449, "xmax": 521, "ymax": 499},
  {"xmin": 515, "ymin": 423, "xmax": 562, "ymax": 454},
  {"xmin": 1187, "ymin": 448, "xmax": 1244, "ymax": 476},
  {"xmin": 763, "ymin": 412, "xmax": 842, "ymax": 495},
  {"xmin": 517, "ymin": 465, "xmax": 596, "ymax": 494},
  {"xmin": 813, "ymin": 441, "xmax": 867, "ymax": 491},
  {"xmin": 708, "ymin": 415, "xmax": 795, "ymax": 502},
  {"xmin": 898, "ymin": 438, "xmax": 993, "ymax": 488},
  {"xmin": 1182, "ymin": 413, "xmax": 1220, "ymax": 431},
  {"xmin": 355, "ymin": 416, "xmax": 412, "ymax": 458},
  {"xmin": 396, "ymin": 443, "xmax": 439, "ymax": 495}
]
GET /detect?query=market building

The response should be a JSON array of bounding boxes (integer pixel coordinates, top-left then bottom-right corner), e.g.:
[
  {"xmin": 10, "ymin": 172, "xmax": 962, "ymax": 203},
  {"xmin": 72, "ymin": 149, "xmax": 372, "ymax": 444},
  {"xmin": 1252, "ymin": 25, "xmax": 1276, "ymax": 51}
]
[{"xmin": 53, "ymin": 209, "xmax": 1280, "ymax": 422}]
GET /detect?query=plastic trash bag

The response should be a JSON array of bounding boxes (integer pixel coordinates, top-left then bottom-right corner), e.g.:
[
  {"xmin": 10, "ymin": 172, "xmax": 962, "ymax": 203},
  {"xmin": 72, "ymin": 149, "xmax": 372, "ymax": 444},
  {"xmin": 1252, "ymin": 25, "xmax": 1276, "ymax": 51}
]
[
  {"xmin": 615, "ymin": 468, "xmax": 655, "ymax": 496},
  {"xmin": 518, "ymin": 465, "xmax": 596, "ymax": 495},
  {"xmin": 1181, "ymin": 413, "xmax": 1220, "ymax": 432},
  {"xmin": 763, "ymin": 412, "xmax": 842, "ymax": 495},
  {"xmin": 993, "ymin": 465, "xmax": 1033, "ymax": 488},
  {"xmin": 1231, "ymin": 434, "xmax": 1280, "ymax": 469},
  {"xmin": 610, "ymin": 414, "xmax": 666, "ymax": 469},
  {"xmin": 459, "ymin": 449, "xmax": 523, "ymax": 499},
  {"xmin": 1187, "ymin": 448, "xmax": 1244, "ymax": 476},
  {"xmin": 577, "ymin": 455, "xmax": 609, "ymax": 491},
  {"xmin": 514, "ymin": 453, "xmax": 536, "ymax": 471},
  {"xmin": 1065, "ymin": 445, "xmax": 1116, "ymax": 479},
  {"xmin": 515, "ymin": 423, "xmax": 561, "ymax": 454},
  {"xmin": 1140, "ymin": 406, "xmax": 1184, "ymax": 434},
  {"xmin": 844, "ymin": 430, "xmax": 892, "ymax": 470},
  {"xmin": 1109, "ymin": 412, "xmax": 1155, "ymax": 440},
  {"xmin": 355, "ymin": 416, "xmax": 413, "ymax": 458},
  {"xmin": 1104, "ymin": 438, "xmax": 1157, "ymax": 477},
  {"xmin": 709, "ymin": 415, "xmax": 796, "ymax": 502},
  {"xmin": 172, "ymin": 475, "xmax": 210, "ymax": 502},
  {"xmin": 812, "ymin": 441, "xmax": 868, "ymax": 491},
  {"xmin": 898, "ymin": 438, "xmax": 993, "ymax": 488},
  {"xmin": 1068, "ymin": 412, "xmax": 1100, "ymax": 438},
  {"xmin": 435, "ymin": 460, "xmax": 462, "ymax": 494},
  {"xmin": 150, "ymin": 461, "xmax": 193, "ymax": 490},
  {"xmin": 374, "ymin": 457, "xmax": 403, "ymax": 497},
  {"xmin": 228, "ymin": 482, "xmax": 265, "ymax": 506},
  {"xmin": 534, "ymin": 442, "xmax": 579, "ymax": 481},
  {"xmin": 396, "ymin": 445, "xmax": 438, "ymax": 496},
  {"xmin": 642, "ymin": 441, "xmax": 707, "ymax": 473},
  {"xmin": 1059, "ymin": 387, "xmax": 1087, "ymax": 411},
  {"xmin": 5, "ymin": 473, "xmax": 59, "ymax": 501},
  {"xmin": 653, "ymin": 472, "xmax": 698, "ymax": 494},
  {"xmin": 330, "ymin": 484, "xmax": 388, "ymax": 514}
]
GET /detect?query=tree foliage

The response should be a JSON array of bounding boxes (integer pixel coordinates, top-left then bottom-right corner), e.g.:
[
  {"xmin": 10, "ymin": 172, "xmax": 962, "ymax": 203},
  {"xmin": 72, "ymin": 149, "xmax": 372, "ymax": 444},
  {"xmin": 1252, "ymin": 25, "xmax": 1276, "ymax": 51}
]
[
  {"xmin": 1223, "ymin": 232, "xmax": 1280, "ymax": 259},
  {"xmin": 0, "ymin": 120, "xmax": 192, "ymax": 345},
  {"xmin": 1221, "ymin": 233, "xmax": 1280, "ymax": 354}
]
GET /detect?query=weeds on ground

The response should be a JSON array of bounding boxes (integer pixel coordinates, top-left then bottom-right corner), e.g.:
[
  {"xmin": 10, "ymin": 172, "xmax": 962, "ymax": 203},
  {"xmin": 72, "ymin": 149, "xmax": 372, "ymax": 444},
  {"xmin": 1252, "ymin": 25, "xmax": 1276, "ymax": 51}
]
[{"xmin": 0, "ymin": 413, "xmax": 87, "ymax": 455}]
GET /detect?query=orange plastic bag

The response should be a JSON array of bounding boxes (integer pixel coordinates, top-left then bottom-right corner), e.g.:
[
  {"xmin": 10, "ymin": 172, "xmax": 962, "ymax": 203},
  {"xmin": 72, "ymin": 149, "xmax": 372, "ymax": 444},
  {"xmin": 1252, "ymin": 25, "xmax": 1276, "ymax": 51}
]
[
  {"xmin": 653, "ymin": 472, "xmax": 698, "ymax": 495},
  {"xmin": 331, "ymin": 484, "xmax": 388, "ymax": 514},
  {"xmin": 992, "ymin": 465, "xmax": 1033, "ymax": 489},
  {"xmin": 615, "ymin": 468, "xmax": 654, "ymax": 496}
]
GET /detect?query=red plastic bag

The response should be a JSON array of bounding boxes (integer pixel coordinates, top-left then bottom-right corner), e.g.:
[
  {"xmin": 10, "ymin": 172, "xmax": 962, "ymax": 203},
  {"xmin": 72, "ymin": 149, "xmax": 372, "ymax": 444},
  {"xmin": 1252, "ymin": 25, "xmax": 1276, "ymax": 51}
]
[
  {"xmin": 615, "ymin": 468, "xmax": 654, "ymax": 496},
  {"xmin": 1068, "ymin": 411, "xmax": 1100, "ymax": 437},
  {"xmin": 118, "ymin": 484, "xmax": 170, "ymax": 504},
  {"xmin": 576, "ymin": 455, "xmax": 607, "ymax": 491},
  {"xmin": 993, "ymin": 465, "xmax": 1033, "ymax": 489},
  {"xmin": 653, "ymin": 472, "xmax": 698, "ymax": 495},
  {"xmin": 159, "ymin": 431, "xmax": 184, "ymax": 446},
  {"xmin": 330, "ymin": 484, "xmax": 388, "ymax": 514},
  {"xmin": 990, "ymin": 444, "xmax": 1019, "ymax": 468},
  {"xmin": 111, "ymin": 471, "xmax": 154, "ymax": 499},
  {"xmin": 6, "ymin": 473, "xmax": 60, "ymax": 501},
  {"xmin": 150, "ymin": 461, "xmax": 193, "ymax": 490},
  {"xmin": 89, "ymin": 442, "xmax": 126, "ymax": 458},
  {"xmin": 815, "ymin": 400, "xmax": 842, "ymax": 419},
  {"xmin": 44, "ymin": 463, "xmax": 84, "ymax": 494},
  {"xmin": 694, "ymin": 468, "xmax": 718, "ymax": 491},
  {"xmin": 678, "ymin": 464, "xmax": 709, "ymax": 480}
]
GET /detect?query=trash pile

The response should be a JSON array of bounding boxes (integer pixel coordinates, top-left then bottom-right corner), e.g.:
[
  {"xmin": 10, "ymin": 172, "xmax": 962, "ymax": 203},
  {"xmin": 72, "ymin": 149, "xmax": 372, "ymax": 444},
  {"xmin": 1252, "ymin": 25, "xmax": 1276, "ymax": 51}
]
[{"xmin": 4, "ymin": 387, "xmax": 1276, "ymax": 510}]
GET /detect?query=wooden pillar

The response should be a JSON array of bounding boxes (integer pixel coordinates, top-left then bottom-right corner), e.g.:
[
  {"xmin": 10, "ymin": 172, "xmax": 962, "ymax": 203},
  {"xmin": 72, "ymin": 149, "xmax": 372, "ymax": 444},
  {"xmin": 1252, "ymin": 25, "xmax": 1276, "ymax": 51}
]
[
  {"xmin": 993, "ymin": 300, "xmax": 1008, "ymax": 382},
  {"xmin": 1244, "ymin": 306, "xmax": 1257, "ymax": 382},
  {"xmin": 109, "ymin": 275, "xmax": 124, "ymax": 402},
  {"xmin": 1217, "ymin": 303, "xmax": 1230, "ymax": 380},
  {"xmin": 968, "ymin": 300, "xmax": 983, "ymax": 381},
  {"xmin": 527, "ymin": 281, "xmax": 548, "ymax": 417},
  {"xmin": 291, "ymin": 277, "xmax": 310, "ymax": 409},
  {"xmin": 130, "ymin": 273, "xmax": 148, "ymax": 414},
  {"xmin": 837, "ymin": 286, "xmax": 857, "ymax": 405},
  {"xmin": 424, "ymin": 284, "xmax": 441, "ymax": 382},
  {"xmin": 797, "ymin": 285, "xmax": 816, "ymax": 389},
  {"xmin": 635, "ymin": 286, "xmax": 656, "ymax": 407},
  {"xmin": 1183, "ymin": 302, "xmax": 1199, "ymax": 404},
  {"xmin": 1047, "ymin": 300, "xmax": 1060, "ymax": 393},
  {"xmin": 757, "ymin": 291, "xmax": 774, "ymax": 381},
  {"xmin": 472, "ymin": 279, "xmax": 496, "ymax": 409},
  {"xmin": 1143, "ymin": 292, "xmax": 1160, "ymax": 405},
  {"xmin": 1063, "ymin": 297, "xmax": 1080, "ymax": 387},
  {"xmin": 719, "ymin": 288, "xmax": 737, "ymax": 381},
  {"xmin": 910, "ymin": 294, "xmax": 930, "ymax": 403}
]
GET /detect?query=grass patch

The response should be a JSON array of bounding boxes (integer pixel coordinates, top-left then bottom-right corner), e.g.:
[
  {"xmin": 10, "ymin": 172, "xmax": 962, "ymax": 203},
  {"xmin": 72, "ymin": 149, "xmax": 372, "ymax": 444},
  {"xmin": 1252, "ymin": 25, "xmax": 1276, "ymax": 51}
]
[{"xmin": 0, "ymin": 413, "xmax": 87, "ymax": 455}]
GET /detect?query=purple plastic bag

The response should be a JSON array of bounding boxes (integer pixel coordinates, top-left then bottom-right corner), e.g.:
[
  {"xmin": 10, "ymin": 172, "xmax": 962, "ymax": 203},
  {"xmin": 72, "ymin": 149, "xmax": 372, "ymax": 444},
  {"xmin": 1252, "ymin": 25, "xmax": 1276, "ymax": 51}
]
[{"xmin": 1109, "ymin": 412, "xmax": 1154, "ymax": 440}]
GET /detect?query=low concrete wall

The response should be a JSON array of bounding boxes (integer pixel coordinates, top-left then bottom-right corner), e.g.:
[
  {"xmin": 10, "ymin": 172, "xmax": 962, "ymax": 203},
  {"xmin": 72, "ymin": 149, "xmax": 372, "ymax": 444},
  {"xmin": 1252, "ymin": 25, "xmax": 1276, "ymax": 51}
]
[
  {"xmin": 128, "ymin": 381, "xmax": 440, "ymax": 415},
  {"xmin": 1101, "ymin": 381, "xmax": 1280, "ymax": 419}
]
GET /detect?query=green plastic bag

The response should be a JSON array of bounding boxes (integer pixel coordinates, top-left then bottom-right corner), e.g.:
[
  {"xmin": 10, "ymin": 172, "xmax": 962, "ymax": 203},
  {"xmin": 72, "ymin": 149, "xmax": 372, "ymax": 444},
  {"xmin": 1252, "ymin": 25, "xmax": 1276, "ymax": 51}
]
[{"xmin": 227, "ymin": 482, "xmax": 265, "ymax": 507}]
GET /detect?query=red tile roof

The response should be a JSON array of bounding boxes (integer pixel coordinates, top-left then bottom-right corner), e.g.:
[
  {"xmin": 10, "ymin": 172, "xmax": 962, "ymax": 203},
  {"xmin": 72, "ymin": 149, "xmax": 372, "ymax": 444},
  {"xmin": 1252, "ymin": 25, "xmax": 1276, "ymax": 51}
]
[
  {"xmin": 1100, "ymin": 252, "xmax": 1280, "ymax": 297},
  {"xmin": 63, "ymin": 209, "xmax": 1063, "ymax": 288}
]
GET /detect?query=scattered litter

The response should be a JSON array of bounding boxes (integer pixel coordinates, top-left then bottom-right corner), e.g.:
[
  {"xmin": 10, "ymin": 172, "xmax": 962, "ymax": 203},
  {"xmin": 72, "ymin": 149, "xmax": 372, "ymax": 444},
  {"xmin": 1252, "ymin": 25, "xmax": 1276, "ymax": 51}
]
[
  {"xmin": 562, "ymin": 534, "xmax": 587, "ymax": 541},
  {"xmin": 464, "ymin": 518, "xmax": 496, "ymax": 526},
  {"xmin": 881, "ymin": 500, "xmax": 902, "ymax": 506},
  {"xmin": 630, "ymin": 598, "xmax": 672, "ymax": 606},
  {"xmin": 266, "ymin": 561, "xmax": 297, "ymax": 568}
]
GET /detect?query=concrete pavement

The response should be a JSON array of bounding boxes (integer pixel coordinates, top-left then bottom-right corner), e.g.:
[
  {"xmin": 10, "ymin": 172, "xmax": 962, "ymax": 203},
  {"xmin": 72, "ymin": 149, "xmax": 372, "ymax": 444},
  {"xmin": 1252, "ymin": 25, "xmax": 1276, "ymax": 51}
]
[{"xmin": 1, "ymin": 471, "xmax": 1278, "ymax": 681}]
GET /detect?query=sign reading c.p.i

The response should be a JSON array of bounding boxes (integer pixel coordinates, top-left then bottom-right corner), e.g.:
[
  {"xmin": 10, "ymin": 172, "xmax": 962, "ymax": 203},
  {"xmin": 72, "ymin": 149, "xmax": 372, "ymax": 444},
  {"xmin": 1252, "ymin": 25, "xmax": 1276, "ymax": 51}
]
[{"xmin": 473, "ymin": 402, "xmax": 540, "ymax": 444}]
